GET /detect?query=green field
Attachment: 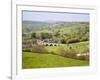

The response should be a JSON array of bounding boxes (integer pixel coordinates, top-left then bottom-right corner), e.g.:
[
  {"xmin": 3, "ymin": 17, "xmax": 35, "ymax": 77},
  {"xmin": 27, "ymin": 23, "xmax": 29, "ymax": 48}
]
[
  {"xmin": 22, "ymin": 52, "xmax": 89, "ymax": 69},
  {"xmin": 46, "ymin": 41, "xmax": 89, "ymax": 54}
]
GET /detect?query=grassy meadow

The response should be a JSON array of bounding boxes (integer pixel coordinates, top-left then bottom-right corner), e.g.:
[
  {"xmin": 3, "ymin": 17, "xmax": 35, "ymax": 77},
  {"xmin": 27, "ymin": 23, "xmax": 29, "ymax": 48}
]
[{"xmin": 22, "ymin": 52, "xmax": 89, "ymax": 69}]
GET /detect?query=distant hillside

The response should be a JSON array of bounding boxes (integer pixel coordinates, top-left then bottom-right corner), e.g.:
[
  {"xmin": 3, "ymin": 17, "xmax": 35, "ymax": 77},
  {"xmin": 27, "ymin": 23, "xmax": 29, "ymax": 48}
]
[{"xmin": 22, "ymin": 21, "xmax": 89, "ymax": 33}]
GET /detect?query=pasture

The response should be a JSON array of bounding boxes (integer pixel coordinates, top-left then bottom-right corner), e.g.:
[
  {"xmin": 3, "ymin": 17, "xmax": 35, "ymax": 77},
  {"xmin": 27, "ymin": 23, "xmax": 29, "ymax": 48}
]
[
  {"xmin": 46, "ymin": 41, "xmax": 89, "ymax": 54},
  {"xmin": 22, "ymin": 52, "xmax": 89, "ymax": 69}
]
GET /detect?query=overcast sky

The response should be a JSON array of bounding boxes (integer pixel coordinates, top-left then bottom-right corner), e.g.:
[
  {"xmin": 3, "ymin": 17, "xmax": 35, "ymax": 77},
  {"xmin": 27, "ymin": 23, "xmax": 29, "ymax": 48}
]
[{"xmin": 22, "ymin": 11, "xmax": 89, "ymax": 22}]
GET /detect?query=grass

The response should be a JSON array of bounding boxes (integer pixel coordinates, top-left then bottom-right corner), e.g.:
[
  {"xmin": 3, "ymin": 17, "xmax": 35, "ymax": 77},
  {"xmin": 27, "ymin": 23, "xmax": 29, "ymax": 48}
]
[
  {"xmin": 46, "ymin": 41, "xmax": 89, "ymax": 54},
  {"xmin": 35, "ymin": 24, "xmax": 88, "ymax": 36},
  {"xmin": 22, "ymin": 52, "xmax": 89, "ymax": 69}
]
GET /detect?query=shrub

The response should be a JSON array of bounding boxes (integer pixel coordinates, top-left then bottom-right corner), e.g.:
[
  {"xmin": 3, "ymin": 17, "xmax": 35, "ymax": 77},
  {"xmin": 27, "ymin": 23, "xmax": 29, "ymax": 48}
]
[
  {"xmin": 76, "ymin": 55, "xmax": 89, "ymax": 60},
  {"xmin": 67, "ymin": 38, "xmax": 80, "ymax": 43},
  {"xmin": 40, "ymin": 32, "xmax": 52, "ymax": 39},
  {"xmin": 22, "ymin": 48, "xmax": 31, "ymax": 52},
  {"xmin": 32, "ymin": 39, "xmax": 37, "ymax": 44},
  {"xmin": 60, "ymin": 38, "xmax": 67, "ymax": 44},
  {"xmin": 56, "ymin": 47, "xmax": 66, "ymax": 56},
  {"xmin": 31, "ymin": 32, "xmax": 36, "ymax": 39},
  {"xmin": 32, "ymin": 45, "xmax": 48, "ymax": 53},
  {"xmin": 65, "ymin": 51, "xmax": 76, "ymax": 59},
  {"xmin": 56, "ymin": 47, "xmax": 89, "ymax": 60},
  {"xmin": 49, "ymin": 51, "xmax": 56, "ymax": 55},
  {"xmin": 85, "ymin": 55, "xmax": 89, "ymax": 61}
]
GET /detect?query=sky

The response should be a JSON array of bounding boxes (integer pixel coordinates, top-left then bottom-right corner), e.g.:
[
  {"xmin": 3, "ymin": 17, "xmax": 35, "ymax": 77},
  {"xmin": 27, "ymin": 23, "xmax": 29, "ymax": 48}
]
[{"xmin": 22, "ymin": 11, "xmax": 89, "ymax": 22}]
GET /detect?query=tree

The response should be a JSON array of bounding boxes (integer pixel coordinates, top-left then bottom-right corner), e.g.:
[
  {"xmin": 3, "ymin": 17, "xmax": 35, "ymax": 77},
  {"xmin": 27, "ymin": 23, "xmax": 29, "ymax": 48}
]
[
  {"xmin": 31, "ymin": 32, "xmax": 36, "ymax": 39},
  {"xmin": 40, "ymin": 32, "xmax": 52, "ymax": 39},
  {"xmin": 22, "ymin": 33, "xmax": 26, "ymax": 37},
  {"xmin": 60, "ymin": 38, "xmax": 66, "ymax": 44},
  {"xmin": 32, "ymin": 45, "xmax": 48, "ymax": 53},
  {"xmin": 66, "ymin": 37, "xmax": 80, "ymax": 43},
  {"xmin": 54, "ymin": 30, "xmax": 60, "ymax": 37}
]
